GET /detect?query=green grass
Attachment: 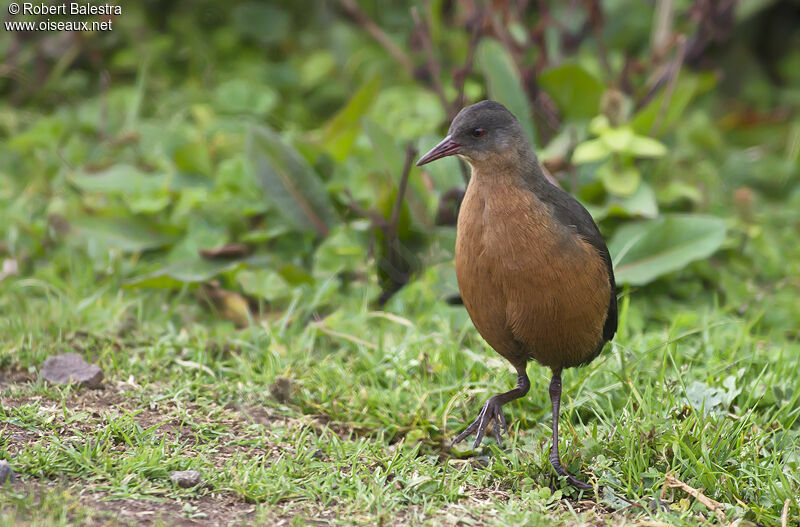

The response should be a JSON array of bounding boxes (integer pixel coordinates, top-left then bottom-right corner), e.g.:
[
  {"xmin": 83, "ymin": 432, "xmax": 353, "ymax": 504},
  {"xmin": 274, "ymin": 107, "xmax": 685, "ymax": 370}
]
[
  {"xmin": 2, "ymin": 1, "xmax": 799, "ymax": 524},
  {"xmin": 2, "ymin": 238, "xmax": 799, "ymax": 526}
]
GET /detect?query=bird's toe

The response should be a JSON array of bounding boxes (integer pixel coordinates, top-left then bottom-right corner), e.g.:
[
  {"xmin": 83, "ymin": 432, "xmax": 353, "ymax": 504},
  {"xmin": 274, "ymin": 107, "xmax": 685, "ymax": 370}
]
[{"xmin": 452, "ymin": 396, "xmax": 509, "ymax": 450}]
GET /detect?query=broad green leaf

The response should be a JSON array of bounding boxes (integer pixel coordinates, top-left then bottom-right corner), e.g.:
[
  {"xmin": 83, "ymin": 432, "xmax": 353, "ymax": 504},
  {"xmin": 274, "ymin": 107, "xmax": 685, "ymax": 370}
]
[
  {"xmin": 685, "ymin": 375, "xmax": 741, "ymax": 415},
  {"xmin": 247, "ymin": 125, "xmax": 338, "ymax": 237},
  {"xmin": 279, "ymin": 264, "xmax": 315, "ymax": 286},
  {"xmin": 476, "ymin": 39, "xmax": 537, "ymax": 145},
  {"xmin": 174, "ymin": 141, "xmax": 212, "ymax": 176},
  {"xmin": 588, "ymin": 115, "xmax": 611, "ymax": 136},
  {"xmin": 71, "ymin": 216, "xmax": 174, "ymax": 252},
  {"xmin": 129, "ymin": 194, "xmax": 171, "ymax": 214},
  {"xmin": 597, "ymin": 162, "xmax": 640, "ymax": 196},
  {"xmin": 125, "ymin": 259, "xmax": 245, "ymax": 289},
  {"xmin": 538, "ymin": 62, "xmax": 604, "ymax": 120},
  {"xmin": 606, "ymin": 181, "xmax": 659, "ymax": 218},
  {"xmin": 299, "ymin": 51, "xmax": 337, "ymax": 89},
  {"xmin": 321, "ymin": 75, "xmax": 381, "ymax": 161},
  {"xmin": 609, "ymin": 214, "xmax": 727, "ymax": 285},
  {"xmin": 627, "ymin": 135, "xmax": 667, "ymax": 157},
  {"xmin": 362, "ymin": 118, "xmax": 404, "ymax": 177},
  {"xmin": 215, "ymin": 79, "xmax": 278, "ymax": 116},
  {"xmin": 601, "ymin": 127, "xmax": 634, "ymax": 152},
  {"xmin": 7, "ymin": 117, "xmax": 65, "ymax": 151},
  {"xmin": 659, "ymin": 181, "xmax": 703, "ymax": 206},
  {"xmin": 370, "ymin": 85, "xmax": 445, "ymax": 139},
  {"xmin": 167, "ymin": 220, "xmax": 228, "ymax": 262},
  {"xmin": 312, "ymin": 225, "xmax": 367, "ymax": 278},
  {"xmin": 572, "ymin": 139, "xmax": 610, "ymax": 164},
  {"xmin": 71, "ymin": 165, "xmax": 166, "ymax": 194},
  {"xmin": 237, "ymin": 269, "xmax": 293, "ymax": 302}
]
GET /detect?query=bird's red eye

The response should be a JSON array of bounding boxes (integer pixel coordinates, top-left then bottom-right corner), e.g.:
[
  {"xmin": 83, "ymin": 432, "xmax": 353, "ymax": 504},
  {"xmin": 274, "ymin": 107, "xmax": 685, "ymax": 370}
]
[{"xmin": 472, "ymin": 128, "xmax": 485, "ymax": 137}]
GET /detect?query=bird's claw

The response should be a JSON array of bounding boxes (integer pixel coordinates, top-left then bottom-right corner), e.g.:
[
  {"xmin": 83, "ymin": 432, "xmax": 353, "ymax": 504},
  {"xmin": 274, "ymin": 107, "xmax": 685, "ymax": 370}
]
[
  {"xmin": 452, "ymin": 396, "xmax": 508, "ymax": 449},
  {"xmin": 549, "ymin": 450, "xmax": 593, "ymax": 490}
]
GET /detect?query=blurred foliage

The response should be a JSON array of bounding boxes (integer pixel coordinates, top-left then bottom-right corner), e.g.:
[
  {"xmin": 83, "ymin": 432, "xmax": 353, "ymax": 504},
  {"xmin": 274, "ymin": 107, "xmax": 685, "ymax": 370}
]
[{"xmin": 0, "ymin": 0, "xmax": 798, "ymax": 329}]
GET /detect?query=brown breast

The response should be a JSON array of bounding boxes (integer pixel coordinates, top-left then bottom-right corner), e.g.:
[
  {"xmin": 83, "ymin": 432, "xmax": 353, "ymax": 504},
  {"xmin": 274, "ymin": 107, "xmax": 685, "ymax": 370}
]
[{"xmin": 455, "ymin": 172, "xmax": 610, "ymax": 370}]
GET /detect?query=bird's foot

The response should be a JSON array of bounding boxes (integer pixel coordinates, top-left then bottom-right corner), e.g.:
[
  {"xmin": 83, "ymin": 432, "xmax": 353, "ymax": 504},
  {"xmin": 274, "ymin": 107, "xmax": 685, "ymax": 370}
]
[
  {"xmin": 549, "ymin": 450, "xmax": 592, "ymax": 490},
  {"xmin": 452, "ymin": 395, "xmax": 508, "ymax": 449}
]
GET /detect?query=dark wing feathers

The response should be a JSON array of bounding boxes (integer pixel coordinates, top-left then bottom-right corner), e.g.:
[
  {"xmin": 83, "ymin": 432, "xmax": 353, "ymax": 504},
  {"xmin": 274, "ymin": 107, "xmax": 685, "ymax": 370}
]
[{"xmin": 538, "ymin": 182, "xmax": 618, "ymax": 344}]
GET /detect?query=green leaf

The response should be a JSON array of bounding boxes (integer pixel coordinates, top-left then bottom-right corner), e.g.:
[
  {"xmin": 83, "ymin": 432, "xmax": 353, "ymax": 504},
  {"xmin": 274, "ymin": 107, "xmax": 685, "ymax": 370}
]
[
  {"xmin": 601, "ymin": 127, "xmax": 634, "ymax": 153},
  {"xmin": 215, "ymin": 79, "xmax": 278, "ymax": 116},
  {"xmin": 279, "ymin": 264, "xmax": 315, "ymax": 286},
  {"xmin": 299, "ymin": 51, "xmax": 337, "ymax": 89},
  {"xmin": 362, "ymin": 118, "xmax": 404, "ymax": 177},
  {"xmin": 174, "ymin": 141, "xmax": 212, "ymax": 176},
  {"xmin": 370, "ymin": 85, "xmax": 445, "ymax": 139},
  {"xmin": 70, "ymin": 216, "xmax": 174, "ymax": 252},
  {"xmin": 572, "ymin": 139, "xmax": 610, "ymax": 164},
  {"xmin": 71, "ymin": 165, "xmax": 166, "ymax": 194},
  {"xmin": 685, "ymin": 375, "xmax": 741, "ymax": 415},
  {"xmin": 167, "ymin": 221, "xmax": 228, "ymax": 262},
  {"xmin": 7, "ymin": 117, "xmax": 65, "ymax": 151},
  {"xmin": 609, "ymin": 214, "xmax": 727, "ymax": 285},
  {"xmin": 627, "ymin": 135, "xmax": 667, "ymax": 158},
  {"xmin": 129, "ymin": 194, "xmax": 171, "ymax": 214},
  {"xmin": 312, "ymin": 225, "xmax": 367, "ymax": 278},
  {"xmin": 125, "ymin": 259, "xmax": 245, "ymax": 289},
  {"xmin": 658, "ymin": 181, "xmax": 703, "ymax": 206},
  {"xmin": 538, "ymin": 62, "xmax": 605, "ymax": 120},
  {"xmin": 476, "ymin": 39, "xmax": 537, "ymax": 145},
  {"xmin": 321, "ymin": 75, "xmax": 381, "ymax": 161},
  {"xmin": 606, "ymin": 182, "xmax": 659, "ymax": 219},
  {"xmin": 588, "ymin": 115, "xmax": 611, "ymax": 135},
  {"xmin": 597, "ymin": 162, "xmax": 641, "ymax": 196},
  {"xmin": 238, "ymin": 269, "xmax": 293, "ymax": 302},
  {"xmin": 247, "ymin": 125, "xmax": 339, "ymax": 237}
]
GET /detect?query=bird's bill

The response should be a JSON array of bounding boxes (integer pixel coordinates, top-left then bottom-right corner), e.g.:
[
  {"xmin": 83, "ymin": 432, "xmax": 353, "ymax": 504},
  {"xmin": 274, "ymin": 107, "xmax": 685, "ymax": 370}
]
[{"xmin": 416, "ymin": 135, "xmax": 461, "ymax": 166}]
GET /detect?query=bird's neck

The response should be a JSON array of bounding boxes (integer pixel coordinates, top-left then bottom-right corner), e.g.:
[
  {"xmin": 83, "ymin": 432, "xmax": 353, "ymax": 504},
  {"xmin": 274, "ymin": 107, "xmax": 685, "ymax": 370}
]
[{"xmin": 467, "ymin": 148, "xmax": 546, "ymax": 193}]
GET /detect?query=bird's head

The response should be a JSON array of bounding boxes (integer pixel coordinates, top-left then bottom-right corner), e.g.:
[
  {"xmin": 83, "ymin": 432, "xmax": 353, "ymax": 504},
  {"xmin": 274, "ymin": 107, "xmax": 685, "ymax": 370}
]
[{"xmin": 416, "ymin": 100, "xmax": 530, "ymax": 168}]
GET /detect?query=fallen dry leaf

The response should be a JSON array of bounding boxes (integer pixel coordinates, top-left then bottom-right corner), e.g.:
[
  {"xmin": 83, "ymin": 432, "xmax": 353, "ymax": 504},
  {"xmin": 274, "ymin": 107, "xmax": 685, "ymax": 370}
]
[
  {"xmin": 202, "ymin": 283, "xmax": 252, "ymax": 328},
  {"xmin": 199, "ymin": 243, "xmax": 250, "ymax": 259}
]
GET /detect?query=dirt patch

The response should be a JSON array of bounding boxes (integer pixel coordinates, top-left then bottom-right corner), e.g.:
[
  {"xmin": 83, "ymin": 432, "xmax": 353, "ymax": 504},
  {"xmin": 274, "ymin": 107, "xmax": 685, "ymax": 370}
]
[
  {"xmin": 81, "ymin": 491, "xmax": 257, "ymax": 527},
  {"xmin": 0, "ymin": 377, "xmax": 625, "ymax": 527},
  {"xmin": 1, "ymin": 481, "xmax": 257, "ymax": 527}
]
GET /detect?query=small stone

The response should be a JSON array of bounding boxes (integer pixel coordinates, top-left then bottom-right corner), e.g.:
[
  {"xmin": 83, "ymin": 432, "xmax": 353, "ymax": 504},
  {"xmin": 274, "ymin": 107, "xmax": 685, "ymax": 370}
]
[
  {"xmin": 170, "ymin": 470, "xmax": 202, "ymax": 488},
  {"xmin": 470, "ymin": 456, "xmax": 491, "ymax": 469},
  {"xmin": 41, "ymin": 353, "xmax": 103, "ymax": 388},
  {"xmin": 269, "ymin": 376, "xmax": 294, "ymax": 403},
  {"xmin": 0, "ymin": 460, "xmax": 15, "ymax": 483}
]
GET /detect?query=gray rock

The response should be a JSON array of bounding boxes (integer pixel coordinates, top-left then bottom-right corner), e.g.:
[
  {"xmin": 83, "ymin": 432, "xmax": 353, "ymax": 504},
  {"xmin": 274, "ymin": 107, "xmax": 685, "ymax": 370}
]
[
  {"xmin": 269, "ymin": 376, "xmax": 294, "ymax": 403},
  {"xmin": 0, "ymin": 460, "xmax": 14, "ymax": 483},
  {"xmin": 41, "ymin": 353, "xmax": 103, "ymax": 388},
  {"xmin": 170, "ymin": 470, "xmax": 202, "ymax": 488}
]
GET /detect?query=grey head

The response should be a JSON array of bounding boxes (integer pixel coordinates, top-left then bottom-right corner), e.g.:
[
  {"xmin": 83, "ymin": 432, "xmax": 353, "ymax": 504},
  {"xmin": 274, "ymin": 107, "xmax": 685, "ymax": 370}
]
[{"xmin": 416, "ymin": 100, "xmax": 534, "ymax": 167}]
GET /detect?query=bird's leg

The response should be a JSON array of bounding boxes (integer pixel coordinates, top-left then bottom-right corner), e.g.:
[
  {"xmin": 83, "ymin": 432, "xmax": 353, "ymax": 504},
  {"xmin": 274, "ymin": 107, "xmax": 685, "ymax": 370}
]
[
  {"xmin": 549, "ymin": 369, "xmax": 592, "ymax": 490},
  {"xmin": 452, "ymin": 369, "xmax": 530, "ymax": 449}
]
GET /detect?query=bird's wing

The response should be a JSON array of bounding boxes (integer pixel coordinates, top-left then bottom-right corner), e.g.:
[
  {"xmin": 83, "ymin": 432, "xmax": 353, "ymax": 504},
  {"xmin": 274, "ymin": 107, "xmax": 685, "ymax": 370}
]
[{"xmin": 539, "ymin": 183, "xmax": 618, "ymax": 344}]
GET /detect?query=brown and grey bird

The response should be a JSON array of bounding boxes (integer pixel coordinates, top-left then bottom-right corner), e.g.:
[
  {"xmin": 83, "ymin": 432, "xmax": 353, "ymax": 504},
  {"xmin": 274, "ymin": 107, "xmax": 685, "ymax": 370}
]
[{"xmin": 417, "ymin": 100, "xmax": 617, "ymax": 489}]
